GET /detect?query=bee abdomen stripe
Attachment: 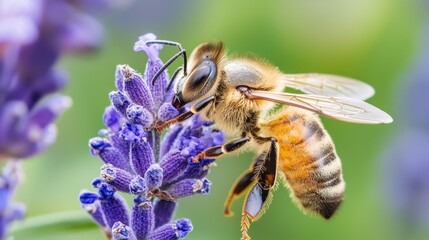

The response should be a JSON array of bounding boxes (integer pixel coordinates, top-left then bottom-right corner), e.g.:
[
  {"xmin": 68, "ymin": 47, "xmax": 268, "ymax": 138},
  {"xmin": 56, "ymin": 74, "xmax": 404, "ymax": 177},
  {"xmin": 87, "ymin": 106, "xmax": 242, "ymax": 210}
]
[
  {"xmin": 319, "ymin": 174, "xmax": 342, "ymax": 188},
  {"xmin": 319, "ymin": 182, "xmax": 344, "ymax": 205},
  {"xmin": 315, "ymin": 168, "xmax": 342, "ymax": 184},
  {"xmin": 321, "ymin": 152, "xmax": 337, "ymax": 166},
  {"xmin": 321, "ymin": 177, "xmax": 343, "ymax": 188},
  {"xmin": 305, "ymin": 121, "xmax": 326, "ymax": 141},
  {"xmin": 293, "ymin": 120, "xmax": 326, "ymax": 146},
  {"xmin": 290, "ymin": 174, "xmax": 343, "ymax": 199},
  {"xmin": 310, "ymin": 151, "xmax": 337, "ymax": 169},
  {"xmin": 299, "ymin": 191, "xmax": 343, "ymax": 211},
  {"xmin": 316, "ymin": 145, "xmax": 334, "ymax": 162},
  {"xmin": 282, "ymin": 113, "xmax": 302, "ymax": 124}
]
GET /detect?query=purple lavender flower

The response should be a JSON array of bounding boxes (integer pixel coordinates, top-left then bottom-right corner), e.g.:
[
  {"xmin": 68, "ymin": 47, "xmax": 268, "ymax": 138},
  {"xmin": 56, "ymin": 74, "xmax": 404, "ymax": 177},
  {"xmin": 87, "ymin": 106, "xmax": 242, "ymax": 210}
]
[
  {"xmin": 400, "ymin": 24, "xmax": 429, "ymax": 129},
  {"xmin": 382, "ymin": 130, "xmax": 429, "ymax": 226},
  {"xmin": 0, "ymin": 161, "xmax": 25, "ymax": 239},
  {"xmin": 80, "ymin": 33, "xmax": 225, "ymax": 239},
  {"xmin": 381, "ymin": 21, "xmax": 429, "ymax": 229}
]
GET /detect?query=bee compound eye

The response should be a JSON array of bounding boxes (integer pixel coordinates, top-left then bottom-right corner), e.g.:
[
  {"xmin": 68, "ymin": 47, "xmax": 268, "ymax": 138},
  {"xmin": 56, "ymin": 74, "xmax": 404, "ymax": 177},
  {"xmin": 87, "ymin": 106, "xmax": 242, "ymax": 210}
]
[
  {"xmin": 181, "ymin": 60, "xmax": 217, "ymax": 103},
  {"xmin": 188, "ymin": 64, "xmax": 212, "ymax": 89}
]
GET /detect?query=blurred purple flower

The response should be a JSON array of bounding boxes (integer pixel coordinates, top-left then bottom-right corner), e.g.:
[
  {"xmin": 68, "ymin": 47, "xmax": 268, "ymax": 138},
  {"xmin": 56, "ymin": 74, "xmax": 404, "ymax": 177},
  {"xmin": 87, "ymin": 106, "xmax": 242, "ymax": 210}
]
[
  {"xmin": 0, "ymin": 0, "xmax": 116, "ymax": 160},
  {"xmin": 79, "ymin": 33, "xmax": 225, "ymax": 239},
  {"xmin": 0, "ymin": 161, "xmax": 25, "ymax": 239},
  {"xmin": 1, "ymin": 0, "xmax": 125, "ymax": 239},
  {"xmin": 382, "ymin": 129, "xmax": 429, "ymax": 226},
  {"xmin": 382, "ymin": 21, "xmax": 429, "ymax": 228},
  {"xmin": 400, "ymin": 24, "xmax": 429, "ymax": 129}
]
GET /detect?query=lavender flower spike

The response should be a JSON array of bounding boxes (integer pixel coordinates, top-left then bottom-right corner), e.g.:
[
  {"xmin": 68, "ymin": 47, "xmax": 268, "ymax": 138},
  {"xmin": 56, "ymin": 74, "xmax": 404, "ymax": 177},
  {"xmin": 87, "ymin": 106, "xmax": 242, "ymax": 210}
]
[{"xmin": 81, "ymin": 33, "xmax": 225, "ymax": 239}]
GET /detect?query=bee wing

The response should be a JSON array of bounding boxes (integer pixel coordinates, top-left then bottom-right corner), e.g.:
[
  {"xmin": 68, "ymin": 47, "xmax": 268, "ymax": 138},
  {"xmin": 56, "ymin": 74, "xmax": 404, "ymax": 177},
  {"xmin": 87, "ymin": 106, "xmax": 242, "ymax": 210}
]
[
  {"xmin": 250, "ymin": 91, "xmax": 393, "ymax": 124},
  {"xmin": 282, "ymin": 73, "xmax": 375, "ymax": 100}
]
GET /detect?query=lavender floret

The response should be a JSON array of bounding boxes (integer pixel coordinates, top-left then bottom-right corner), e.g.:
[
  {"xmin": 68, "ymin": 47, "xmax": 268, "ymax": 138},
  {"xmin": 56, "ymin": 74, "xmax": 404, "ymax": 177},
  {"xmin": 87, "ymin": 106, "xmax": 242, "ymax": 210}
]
[
  {"xmin": 147, "ymin": 218, "xmax": 193, "ymax": 240},
  {"xmin": 112, "ymin": 221, "xmax": 137, "ymax": 240},
  {"xmin": 131, "ymin": 196, "xmax": 154, "ymax": 239}
]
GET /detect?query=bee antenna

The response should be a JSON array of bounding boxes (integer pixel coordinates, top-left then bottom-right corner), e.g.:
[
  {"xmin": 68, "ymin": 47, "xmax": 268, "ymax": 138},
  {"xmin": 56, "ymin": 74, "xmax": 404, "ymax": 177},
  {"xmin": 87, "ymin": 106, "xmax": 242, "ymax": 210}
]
[
  {"xmin": 166, "ymin": 66, "xmax": 183, "ymax": 92},
  {"xmin": 145, "ymin": 40, "xmax": 188, "ymax": 86}
]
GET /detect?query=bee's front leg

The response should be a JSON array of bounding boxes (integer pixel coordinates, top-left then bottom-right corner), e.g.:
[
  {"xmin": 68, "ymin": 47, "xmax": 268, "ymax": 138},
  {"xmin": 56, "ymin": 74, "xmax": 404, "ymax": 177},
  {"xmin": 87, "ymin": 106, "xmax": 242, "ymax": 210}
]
[{"xmin": 154, "ymin": 95, "xmax": 215, "ymax": 131}]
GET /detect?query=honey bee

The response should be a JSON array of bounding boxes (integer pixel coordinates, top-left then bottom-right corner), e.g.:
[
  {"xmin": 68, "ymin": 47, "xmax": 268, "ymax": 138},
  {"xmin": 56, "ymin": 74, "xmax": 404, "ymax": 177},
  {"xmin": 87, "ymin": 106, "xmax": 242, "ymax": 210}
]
[{"xmin": 145, "ymin": 40, "xmax": 393, "ymax": 240}]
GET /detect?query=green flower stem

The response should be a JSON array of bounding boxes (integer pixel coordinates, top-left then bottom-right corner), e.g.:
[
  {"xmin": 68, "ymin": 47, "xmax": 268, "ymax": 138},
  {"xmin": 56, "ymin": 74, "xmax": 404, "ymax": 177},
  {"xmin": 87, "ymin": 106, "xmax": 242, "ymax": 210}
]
[{"xmin": 9, "ymin": 211, "xmax": 100, "ymax": 239}]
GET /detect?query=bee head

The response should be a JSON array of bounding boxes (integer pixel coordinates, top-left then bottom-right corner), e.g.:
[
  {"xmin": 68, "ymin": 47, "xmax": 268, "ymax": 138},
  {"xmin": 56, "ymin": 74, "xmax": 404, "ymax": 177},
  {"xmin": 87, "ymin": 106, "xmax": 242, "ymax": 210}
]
[{"xmin": 173, "ymin": 42, "xmax": 225, "ymax": 109}]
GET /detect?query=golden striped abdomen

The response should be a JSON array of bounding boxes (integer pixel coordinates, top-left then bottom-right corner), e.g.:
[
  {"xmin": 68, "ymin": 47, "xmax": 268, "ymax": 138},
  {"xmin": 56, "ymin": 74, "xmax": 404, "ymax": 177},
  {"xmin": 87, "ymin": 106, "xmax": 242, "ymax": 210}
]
[{"xmin": 261, "ymin": 107, "xmax": 345, "ymax": 219}]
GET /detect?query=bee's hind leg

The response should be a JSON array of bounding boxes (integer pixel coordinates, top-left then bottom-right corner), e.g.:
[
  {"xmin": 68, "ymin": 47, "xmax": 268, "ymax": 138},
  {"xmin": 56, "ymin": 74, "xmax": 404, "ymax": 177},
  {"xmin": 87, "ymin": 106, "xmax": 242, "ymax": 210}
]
[
  {"xmin": 241, "ymin": 138, "xmax": 279, "ymax": 240},
  {"xmin": 224, "ymin": 151, "xmax": 270, "ymax": 216},
  {"xmin": 224, "ymin": 170, "xmax": 257, "ymax": 217}
]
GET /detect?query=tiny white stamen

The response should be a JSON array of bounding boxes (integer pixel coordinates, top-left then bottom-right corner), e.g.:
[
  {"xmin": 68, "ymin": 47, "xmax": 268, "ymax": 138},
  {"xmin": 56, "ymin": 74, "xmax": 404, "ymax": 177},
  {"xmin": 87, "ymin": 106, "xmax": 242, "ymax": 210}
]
[
  {"xmin": 83, "ymin": 203, "xmax": 97, "ymax": 214},
  {"xmin": 119, "ymin": 64, "xmax": 137, "ymax": 81},
  {"xmin": 192, "ymin": 180, "xmax": 203, "ymax": 192}
]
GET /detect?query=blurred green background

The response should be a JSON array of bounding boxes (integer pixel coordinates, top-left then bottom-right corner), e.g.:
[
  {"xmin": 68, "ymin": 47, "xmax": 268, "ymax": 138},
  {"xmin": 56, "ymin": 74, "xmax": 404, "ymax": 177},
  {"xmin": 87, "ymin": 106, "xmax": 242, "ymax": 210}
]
[{"xmin": 12, "ymin": 0, "xmax": 428, "ymax": 239}]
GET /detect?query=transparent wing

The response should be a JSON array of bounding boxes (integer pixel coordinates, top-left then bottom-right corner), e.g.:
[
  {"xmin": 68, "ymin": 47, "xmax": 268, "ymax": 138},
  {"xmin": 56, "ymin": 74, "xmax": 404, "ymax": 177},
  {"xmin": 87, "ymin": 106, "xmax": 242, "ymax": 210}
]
[
  {"xmin": 282, "ymin": 73, "xmax": 375, "ymax": 100},
  {"xmin": 250, "ymin": 90, "xmax": 392, "ymax": 124}
]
